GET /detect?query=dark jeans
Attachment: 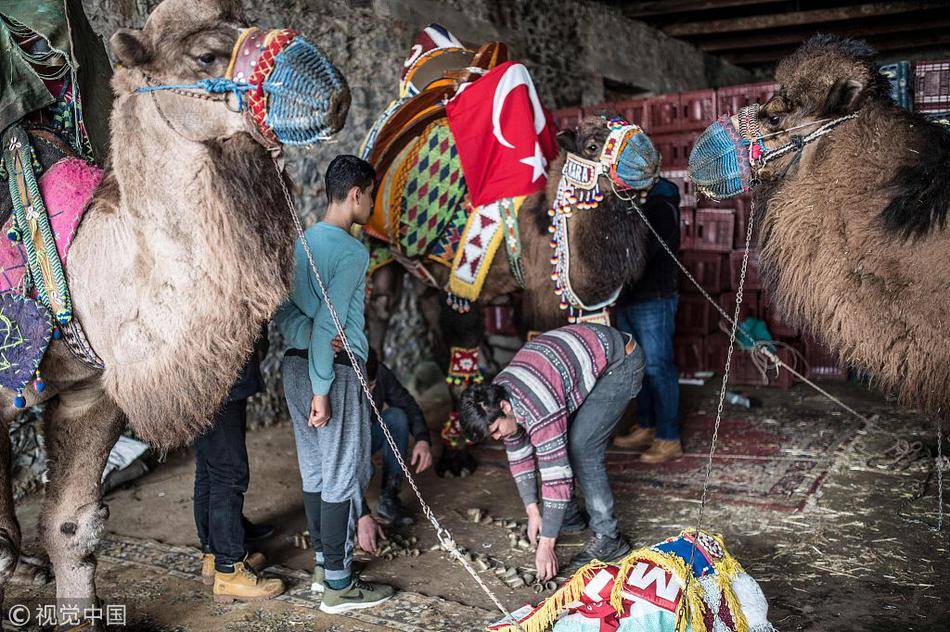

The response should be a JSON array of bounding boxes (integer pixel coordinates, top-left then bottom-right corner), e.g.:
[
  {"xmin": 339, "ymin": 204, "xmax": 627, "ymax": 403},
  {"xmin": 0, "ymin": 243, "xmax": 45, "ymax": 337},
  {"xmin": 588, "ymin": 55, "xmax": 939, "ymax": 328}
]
[
  {"xmin": 370, "ymin": 407, "xmax": 410, "ymax": 491},
  {"xmin": 566, "ymin": 345, "xmax": 645, "ymax": 538},
  {"xmin": 194, "ymin": 398, "xmax": 249, "ymax": 569},
  {"xmin": 616, "ymin": 295, "xmax": 681, "ymax": 440}
]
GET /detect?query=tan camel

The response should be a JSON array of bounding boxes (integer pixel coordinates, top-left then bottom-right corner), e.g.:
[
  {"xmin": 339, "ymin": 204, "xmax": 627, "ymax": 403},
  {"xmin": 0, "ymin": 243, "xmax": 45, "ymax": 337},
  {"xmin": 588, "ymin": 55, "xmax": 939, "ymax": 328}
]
[
  {"xmin": 0, "ymin": 0, "xmax": 349, "ymax": 620},
  {"xmin": 689, "ymin": 35, "xmax": 950, "ymax": 417}
]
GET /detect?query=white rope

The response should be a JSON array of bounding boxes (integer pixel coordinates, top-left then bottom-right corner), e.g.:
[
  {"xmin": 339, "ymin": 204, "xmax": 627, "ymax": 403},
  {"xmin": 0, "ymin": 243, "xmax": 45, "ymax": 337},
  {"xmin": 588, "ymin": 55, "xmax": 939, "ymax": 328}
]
[{"xmin": 272, "ymin": 159, "xmax": 520, "ymax": 626}]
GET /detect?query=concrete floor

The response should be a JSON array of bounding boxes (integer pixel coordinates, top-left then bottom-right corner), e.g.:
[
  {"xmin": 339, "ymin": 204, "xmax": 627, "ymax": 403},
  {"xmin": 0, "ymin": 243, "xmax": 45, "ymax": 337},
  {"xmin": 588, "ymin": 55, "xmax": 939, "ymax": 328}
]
[{"xmin": 4, "ymin": 380, "xmax": 949, "ymax": 631}]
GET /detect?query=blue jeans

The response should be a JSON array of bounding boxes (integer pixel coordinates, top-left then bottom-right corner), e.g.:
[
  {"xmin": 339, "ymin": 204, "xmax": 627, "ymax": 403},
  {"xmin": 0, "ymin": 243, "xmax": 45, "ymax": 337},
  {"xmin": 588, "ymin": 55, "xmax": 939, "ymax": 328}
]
[
  {"xmin": 371, "ymin": 408, "xmax": 411, "ymax": 491},
  {"xmin": 616, "ymin": 295, "xmax": 681, "ymax": 440}
]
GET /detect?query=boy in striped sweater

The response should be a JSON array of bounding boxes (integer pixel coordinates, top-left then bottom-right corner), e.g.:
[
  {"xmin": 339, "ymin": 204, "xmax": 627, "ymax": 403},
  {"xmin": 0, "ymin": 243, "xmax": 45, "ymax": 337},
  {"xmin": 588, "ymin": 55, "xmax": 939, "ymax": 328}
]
[{"xmin": 459, "ymin": 324, "xmax": 645, "ymax": 581}]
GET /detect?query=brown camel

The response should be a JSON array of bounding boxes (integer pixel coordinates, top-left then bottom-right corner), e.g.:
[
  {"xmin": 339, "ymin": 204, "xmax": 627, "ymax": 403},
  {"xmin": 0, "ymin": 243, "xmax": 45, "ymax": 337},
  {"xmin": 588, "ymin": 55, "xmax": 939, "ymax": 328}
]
[
  {"xmin": 0, "ymin": 0, "xmax": 349, "ymax": 620},
  {"xmin": 367, "ymin": 115, "xmax": 652, "ymax": 474},
  {"xmin": 689, "ymin": 35, "xmax": 949, "ymax": 418}
]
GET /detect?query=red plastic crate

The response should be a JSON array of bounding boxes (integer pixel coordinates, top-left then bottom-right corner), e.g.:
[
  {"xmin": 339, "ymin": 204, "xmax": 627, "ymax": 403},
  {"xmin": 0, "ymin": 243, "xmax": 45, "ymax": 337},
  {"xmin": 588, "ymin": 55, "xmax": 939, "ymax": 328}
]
[
  {"xmin": 803, "ymin": 335, "xmax": 849, "ymax": 381},
  {"xmin": 729, "ymin": 248, "xmax": 764, "ymax": 291},
  {"xmin": 720, "ymin": 290, "xmax": 762, "ymax": 322},
  {"xmin": 681, "ymin": 251, "xmax": 729, "ymax": 294},
  {"xmin": 610, "ymin": 98, "xmax": 650, "ymax": 130},
  {"xmin": 760, "ymin": 292, "xmax": 799, "ymax": 337},
  {"xmin": 693, "ymin": 208, "xmax": 735, "ymax": 252},
  {"xmin": 704, "ymin": 334, "xmax": 798, "ymax": 388},
  {"xmin": 715, "ymin": 81, "xmax": 780, "ymax": 117},
  {"xmin": 552, "ymin": 107, "xmax": 584, "ymax": 131},
  {"xmin": 679, "ymin": 89, "xmax": 717, "ymax": 130},
  {"xmin": 660, "ymin": 169, "xmax": 696, "ymax": 208},
  {"xmin": 915, "ymin": 60, "xmax": 950, "ymax": 112},
  {"xmin": 676, "ymin": 294, "xmax": 719, "ymax": 334},
  {"xmin": 649, "ymin": 93, "xmax": 683, "ymax": 134},
  {"xmin": 674, "ymin": 334, "xmax": 705, "ymax": 373},
  {"xmin": 653, "ymin": 132, "xmax": 696, "ymax": 169},
  {"xmin": 680, "ymin": 207, "xmax": 694, "ymax": 250},
  {"xmin": 484, "ymin": 304, "xmax": 519, "ymax": 337}
]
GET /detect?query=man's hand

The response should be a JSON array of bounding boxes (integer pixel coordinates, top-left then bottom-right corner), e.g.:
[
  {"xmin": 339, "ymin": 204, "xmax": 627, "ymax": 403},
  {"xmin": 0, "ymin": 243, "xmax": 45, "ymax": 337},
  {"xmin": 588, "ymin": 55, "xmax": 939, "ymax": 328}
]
[
  {"xmin": 535, "ymin": 537, "xmax": 558, "ymax": 582},
  {"xmin": 309, "ymin": 394, "xmax": 331, "ymax": 428},
  {"xmin": 411, "ymin": 441, "xmax": 433, "ymax": 473},
  {"xmin": 526, "ymin": 503, "xmax": 542, "ymax": 546},
  {"xmin": 331, "ymin": 334, "xmax": 344, "ymax": 354},
  {"xmin": 357, "ymin": 514, "xmax": 385, "ymax": 554}
]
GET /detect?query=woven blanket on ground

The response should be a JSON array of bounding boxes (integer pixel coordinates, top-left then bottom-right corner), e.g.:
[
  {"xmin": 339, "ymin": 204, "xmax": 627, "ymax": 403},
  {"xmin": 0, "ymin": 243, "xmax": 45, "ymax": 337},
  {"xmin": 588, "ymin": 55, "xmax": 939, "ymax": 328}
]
[
  {"xmin": 489, "ymin": 530, "xmax": 771, "ymax": 632},
  {"xmin": 0, "ymin": 157, "xmax": 100, "ymax": 293}
]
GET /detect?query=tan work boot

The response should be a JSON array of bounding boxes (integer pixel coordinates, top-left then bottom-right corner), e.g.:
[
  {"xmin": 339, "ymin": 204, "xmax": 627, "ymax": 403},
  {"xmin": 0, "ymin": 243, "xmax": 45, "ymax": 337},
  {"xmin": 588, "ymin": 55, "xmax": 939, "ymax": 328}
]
[
  {"xmin": 614, "ymin": 426, "xmax": 655, "ymax": 450},
  {"xmin": 212, "ymin": 561, "xmax": 284, "ymax": 603},
  {"xmin": 640, "ymin": 439, "xmax": 684, "ymax": 464},
  {"xmin": 201, "ymin": 552, "xmax": 266, "ymax": 585}
]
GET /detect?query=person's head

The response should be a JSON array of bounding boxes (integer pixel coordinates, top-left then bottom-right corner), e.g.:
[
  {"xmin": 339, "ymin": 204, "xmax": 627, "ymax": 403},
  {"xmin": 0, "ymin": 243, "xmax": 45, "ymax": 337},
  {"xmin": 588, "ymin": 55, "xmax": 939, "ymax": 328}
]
[
  {"xmin": 366, "ymin": 347, "xmax": 379, "ymax": 390},
  {"xmin": 459, "ymin": 383, "xmax": 518, "ymax": 441},
  {"xmin": 325, "ymin": 155, "xmax": 375, "ymax": 225}
]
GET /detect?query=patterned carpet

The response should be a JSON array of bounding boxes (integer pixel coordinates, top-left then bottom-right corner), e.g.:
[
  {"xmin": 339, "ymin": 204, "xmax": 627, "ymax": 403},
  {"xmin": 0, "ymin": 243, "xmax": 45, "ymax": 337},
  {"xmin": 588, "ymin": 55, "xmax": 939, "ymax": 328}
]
[{"xmin": 480, "ymin": 412, "xmax": 862, "ymax": 512}]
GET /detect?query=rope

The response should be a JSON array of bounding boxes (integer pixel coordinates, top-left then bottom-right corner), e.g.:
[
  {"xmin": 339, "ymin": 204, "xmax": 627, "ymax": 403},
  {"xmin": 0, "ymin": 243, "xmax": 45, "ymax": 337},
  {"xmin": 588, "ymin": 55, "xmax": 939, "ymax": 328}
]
[{"xmin": 272, "ymin": 159, "xmax": 520, "ymax": 626}]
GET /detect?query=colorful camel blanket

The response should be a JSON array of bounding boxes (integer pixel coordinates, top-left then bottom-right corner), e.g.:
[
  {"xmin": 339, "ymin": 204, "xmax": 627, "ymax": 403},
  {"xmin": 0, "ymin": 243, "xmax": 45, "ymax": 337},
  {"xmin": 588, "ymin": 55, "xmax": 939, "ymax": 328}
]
[{"xmin": 489, "ymin": 530, "xmax": 771, "ymax": 632}]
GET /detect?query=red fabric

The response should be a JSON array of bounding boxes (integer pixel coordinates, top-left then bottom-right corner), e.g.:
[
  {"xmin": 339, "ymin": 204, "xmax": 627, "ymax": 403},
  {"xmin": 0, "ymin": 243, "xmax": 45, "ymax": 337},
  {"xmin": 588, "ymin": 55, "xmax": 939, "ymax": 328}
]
[{"xmin": 446, "ymin": 61, "xmax": 558, "ymax": 207}]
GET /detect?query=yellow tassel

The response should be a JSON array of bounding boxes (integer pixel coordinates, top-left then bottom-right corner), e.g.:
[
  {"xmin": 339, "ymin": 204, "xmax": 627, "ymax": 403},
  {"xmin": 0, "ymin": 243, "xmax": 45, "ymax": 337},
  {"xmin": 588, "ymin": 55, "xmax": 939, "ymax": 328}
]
[{"xmin": 505, "ymin": 561, "xmax": 608, "ymax": 632}]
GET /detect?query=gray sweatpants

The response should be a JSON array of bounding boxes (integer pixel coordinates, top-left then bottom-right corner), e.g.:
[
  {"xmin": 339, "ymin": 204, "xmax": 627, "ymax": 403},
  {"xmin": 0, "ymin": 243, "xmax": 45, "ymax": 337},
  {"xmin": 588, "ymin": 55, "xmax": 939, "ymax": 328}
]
[{"xmin": 283, "ymin": 355, "xmax": 372, "ymax": 581}]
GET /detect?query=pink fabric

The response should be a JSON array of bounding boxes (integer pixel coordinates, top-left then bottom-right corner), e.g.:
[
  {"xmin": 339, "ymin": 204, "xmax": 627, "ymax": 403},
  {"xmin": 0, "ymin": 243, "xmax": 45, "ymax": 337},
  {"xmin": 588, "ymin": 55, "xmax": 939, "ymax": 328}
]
[{"xmin": 0, "ymin": 158, "xmax": 102, "ymax": 293}]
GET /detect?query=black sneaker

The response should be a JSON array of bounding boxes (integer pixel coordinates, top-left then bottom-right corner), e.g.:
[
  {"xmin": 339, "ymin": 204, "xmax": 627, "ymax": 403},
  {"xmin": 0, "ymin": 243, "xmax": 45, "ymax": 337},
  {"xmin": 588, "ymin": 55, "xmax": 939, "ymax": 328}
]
[
  {"xmin": 243, "ymin": 516, "xmax": 276, "ymax": 543},
  {"xmin": 567, "ymin": 533, "xmax": 632, "ymax": 570},
  {"xmin": 559, "ymin": 508, "xmax": 590, "ymax": 535},
  {"xmin": 376, "ymin": 494, "xmax": 415, "ymax": 527}
]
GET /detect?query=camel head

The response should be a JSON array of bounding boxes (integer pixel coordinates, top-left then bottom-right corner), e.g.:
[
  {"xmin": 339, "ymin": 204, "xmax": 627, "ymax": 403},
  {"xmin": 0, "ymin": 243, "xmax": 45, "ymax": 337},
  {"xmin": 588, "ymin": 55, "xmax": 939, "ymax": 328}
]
[
  {"xmin": 110, "ymin": 0, "xmax": 350, "ymax": 148},
  {"xmin": 688, "ymin": 35, "xmax": 884, "ymax": 201}
]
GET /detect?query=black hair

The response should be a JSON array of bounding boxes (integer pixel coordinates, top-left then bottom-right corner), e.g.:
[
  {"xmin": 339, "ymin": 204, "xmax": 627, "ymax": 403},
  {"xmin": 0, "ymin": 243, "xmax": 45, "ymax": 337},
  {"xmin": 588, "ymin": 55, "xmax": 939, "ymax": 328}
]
[
  {"xmin": 325, "ymin": 155, "xmax": 376, "ymax": 204},
  {"xmin": 458, "ymin": 383, "xmax": 508, "ymax": 441},
  {"xmin": 366, "ymin": 347, "xmax": 379, "ymax": 382}
]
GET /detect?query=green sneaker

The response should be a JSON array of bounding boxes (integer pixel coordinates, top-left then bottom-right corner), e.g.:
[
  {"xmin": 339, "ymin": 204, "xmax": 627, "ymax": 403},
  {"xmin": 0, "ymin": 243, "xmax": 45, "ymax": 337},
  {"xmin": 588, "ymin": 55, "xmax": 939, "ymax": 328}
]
[
  {"xmin": 311, "ymin": 565, "xmax": 325, "ymax": 593},
  {"xmin": 318, "ymin": 578, "xmax": 394, "ymax": 614}
]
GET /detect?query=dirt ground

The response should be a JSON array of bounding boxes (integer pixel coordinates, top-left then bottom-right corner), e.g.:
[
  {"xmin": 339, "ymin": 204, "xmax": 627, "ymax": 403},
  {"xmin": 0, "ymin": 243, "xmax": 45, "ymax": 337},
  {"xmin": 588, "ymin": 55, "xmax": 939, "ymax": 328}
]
[{"xmin": 4, "ymin": 379, "xmax": 949, "ymax": 631}]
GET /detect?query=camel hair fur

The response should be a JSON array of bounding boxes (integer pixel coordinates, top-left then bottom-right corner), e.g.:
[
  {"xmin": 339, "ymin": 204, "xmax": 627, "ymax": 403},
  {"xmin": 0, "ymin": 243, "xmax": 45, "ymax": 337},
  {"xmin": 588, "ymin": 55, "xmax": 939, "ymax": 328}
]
[
  {"xmin": 734, "ymin": 34, "xmax": 949, "ymax": 417},
  {"xmin": 0, "ymin": 0, "xmax": 350, "ymax": 617},
  {"xmin": 366, "ymin": 115, "xmax": 650, "ymax": 474}
]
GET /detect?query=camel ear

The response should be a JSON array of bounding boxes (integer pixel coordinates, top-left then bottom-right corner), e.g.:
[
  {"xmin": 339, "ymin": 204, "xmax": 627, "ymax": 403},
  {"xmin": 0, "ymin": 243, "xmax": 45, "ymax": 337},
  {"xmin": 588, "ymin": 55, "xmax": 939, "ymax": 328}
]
[
  {"xmin": 556, "ymin": 129, "xmax": 578, "ymax": 153},
  {"xmin": 111, "ymin": 29, "xmax": 151, "ymax": 67},
  {"xmin": 821, "ymin": 77, "xmax": 864, "ymax": 115}
]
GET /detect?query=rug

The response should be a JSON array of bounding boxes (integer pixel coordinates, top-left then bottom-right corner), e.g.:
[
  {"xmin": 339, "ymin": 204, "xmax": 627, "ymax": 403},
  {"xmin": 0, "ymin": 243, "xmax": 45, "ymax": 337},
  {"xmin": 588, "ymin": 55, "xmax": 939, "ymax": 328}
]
[{"xmin": 479, "ymin": 412, "xmax": 862, "ymax": 512}]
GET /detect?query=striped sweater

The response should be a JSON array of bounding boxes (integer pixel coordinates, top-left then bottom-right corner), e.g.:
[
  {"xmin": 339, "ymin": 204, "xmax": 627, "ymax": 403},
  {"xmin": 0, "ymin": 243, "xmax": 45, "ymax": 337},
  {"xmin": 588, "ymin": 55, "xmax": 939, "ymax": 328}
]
[{"xmin": 495, "ymin": 324, "xmax": 627, "ymax": 538}]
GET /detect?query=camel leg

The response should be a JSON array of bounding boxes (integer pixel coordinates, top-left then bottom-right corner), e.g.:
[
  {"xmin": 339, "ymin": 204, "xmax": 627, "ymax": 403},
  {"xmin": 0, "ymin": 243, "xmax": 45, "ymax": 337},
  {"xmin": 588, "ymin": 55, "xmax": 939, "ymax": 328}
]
[
  {"xmin": 40, "ymin": 382, "xmax": 124, "ymax": 627},
  {"xmin": 367, "ymin": 264, "xmax": 403, "ymax": 353},
  {"xmin": 0, "ymin": 404, "xmax": 23, "ymax": 607}
]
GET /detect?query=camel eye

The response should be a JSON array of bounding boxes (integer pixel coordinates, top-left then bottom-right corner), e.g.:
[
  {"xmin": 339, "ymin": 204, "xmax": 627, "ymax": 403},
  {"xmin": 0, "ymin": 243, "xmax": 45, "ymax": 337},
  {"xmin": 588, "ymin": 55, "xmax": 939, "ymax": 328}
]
[
  {"xmin": 197, "ymin": 52, "xmax": 216, "ymax": 66},
  {"xmin": 768, "ymin": 115, "xmax": 781, "ymax": 126},
  {"xmin": 586, "ymin": 143, "xmax": 598, "ymax": 153}
]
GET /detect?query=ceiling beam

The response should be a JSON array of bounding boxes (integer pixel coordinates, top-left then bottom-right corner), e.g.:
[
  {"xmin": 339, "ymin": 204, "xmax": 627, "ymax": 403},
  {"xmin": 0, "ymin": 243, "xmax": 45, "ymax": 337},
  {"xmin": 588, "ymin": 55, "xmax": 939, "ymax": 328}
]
[
  {"xmin": 720, "ymin": 29, "xmax": 950, "ymax": 64},
  {"xmin": 622, "ymin": 0, "xmax": 786, "ymax": 20},
  {"xmin": 664, "ymin": 1, "xmax": 939, "ymax": 37}
]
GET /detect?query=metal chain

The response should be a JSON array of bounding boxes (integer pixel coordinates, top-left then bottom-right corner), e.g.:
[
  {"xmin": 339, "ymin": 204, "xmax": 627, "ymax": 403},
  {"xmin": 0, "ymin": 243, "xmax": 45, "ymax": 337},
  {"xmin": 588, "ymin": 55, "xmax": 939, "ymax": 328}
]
[
  {"xmin": 936, "ymin": 417, "xmax": 945, "ymax": 532},
  {"xmin": 272, "ymin": 159, "xmax": 519, "ymax": 625}
]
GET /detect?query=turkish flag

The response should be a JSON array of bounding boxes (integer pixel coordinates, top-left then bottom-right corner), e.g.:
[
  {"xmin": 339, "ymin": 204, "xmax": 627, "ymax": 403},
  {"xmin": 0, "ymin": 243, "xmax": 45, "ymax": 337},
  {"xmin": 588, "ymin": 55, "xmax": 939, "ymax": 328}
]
[{"xmin": 446, "ymin": 61, "xmax": 559, "ymax": 207}]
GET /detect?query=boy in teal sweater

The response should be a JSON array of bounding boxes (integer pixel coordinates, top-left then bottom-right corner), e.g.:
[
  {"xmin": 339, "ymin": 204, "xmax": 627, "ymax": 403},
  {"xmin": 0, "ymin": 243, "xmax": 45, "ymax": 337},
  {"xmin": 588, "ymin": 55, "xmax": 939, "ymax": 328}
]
[{"xmin": 276, "ymin": 155, "xmax": 393, "ymax": 613}]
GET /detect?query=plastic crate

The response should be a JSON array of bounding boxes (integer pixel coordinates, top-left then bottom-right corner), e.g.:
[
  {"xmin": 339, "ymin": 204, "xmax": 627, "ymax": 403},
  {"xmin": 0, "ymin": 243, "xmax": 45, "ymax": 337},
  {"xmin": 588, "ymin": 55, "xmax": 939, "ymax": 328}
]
[
  {"xmin": 760, "ymin": 291, "xmax": 799, "ymax": 337},
  {"xmin": 915, "ymin": 60, "xmax": 950, "ymax": 113},
  {"xmin": 609, "ymin": 98, "xmax": 650, "ymax": 131},
  {"xmin": 731, "ymin": 195, "xmax": 759, "ymax": 249},
  {"xmin": 693, "ymin": 208, "xmax": 735, "ymax": 252},
  {"xmin": 660, "ymin": 169, "xmax": 696, "ymax": 208},
  {"xmin": 720, "ymin": 290, "xmax": 762, "ymax": 322},
  {"xmin": 680, "ymin": 89, "xmax": 717, "ymax": 130},
  {"xmin": 649, "ymin": 93, "xmax": 683, "ymax": 134},
  {"xmin": 484, "ymin": 304, "xmax": 519, "ymax": 337},
  {"xmin": 879, "ymin": 62, "xmax": 913, "ymax": 111},
  {"xmin": 715, "ymin": 81, "xmax": 780, "ymax": 117},
  {"xmin": 681, "ymin": 251, "xmax": 729, "ymax": 294},
  {"xmin": 680, "ymin": 207, "xmax": 694, "ymax": 250},
  {"xmin": 803, "ymin": 335, "xmax": 848, "ymax": 381},
  {"xmin": 553, "ymin": 107, "xmax": 584, "ymax": 131},
  {"xmin": 676, "ymin": 294, "xmax": 719, "ymax": 335},
  {"xmin": 704, "ymin": 334, "xmax": 798, "ymax": 388},
  {"xmin": 729, "ymin": 248, "xmax": 764, "ymax": 291},
  {"xmin": 653, "ymin": 132, "xmax": 696, "ymax": 170},
  {"xmin": 674, "ymin": 334, "xmax": 705, "ymax": 373}
]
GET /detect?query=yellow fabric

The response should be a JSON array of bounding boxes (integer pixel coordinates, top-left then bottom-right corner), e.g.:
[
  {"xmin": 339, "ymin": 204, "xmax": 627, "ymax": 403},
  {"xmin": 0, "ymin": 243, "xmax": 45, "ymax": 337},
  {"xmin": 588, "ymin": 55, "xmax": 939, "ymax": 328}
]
[
  {"xmin": 494, "ymin": 561, "xmax": 608, "ymax": 632},
  {"xmin": 449, "ymin": 196, "xmax": 524, "ymax": 301}
]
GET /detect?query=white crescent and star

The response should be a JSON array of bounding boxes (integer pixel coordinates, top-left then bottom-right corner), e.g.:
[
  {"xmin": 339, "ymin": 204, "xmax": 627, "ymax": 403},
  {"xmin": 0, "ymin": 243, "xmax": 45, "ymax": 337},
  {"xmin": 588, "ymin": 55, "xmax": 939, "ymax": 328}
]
[{"xmin": 491, "ymin": 63, "xmax": 548, "ymax": 182}]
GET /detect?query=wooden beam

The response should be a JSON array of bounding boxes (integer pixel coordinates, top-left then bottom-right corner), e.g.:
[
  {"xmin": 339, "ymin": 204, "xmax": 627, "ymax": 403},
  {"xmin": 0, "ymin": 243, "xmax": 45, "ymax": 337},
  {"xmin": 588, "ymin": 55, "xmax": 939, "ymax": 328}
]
[
  {"xmin": 664, "ymin": 1, "xmax": 939, "ymax": 37},
  {"xmin": 721, "ymin": 28, "xmax": 950, "ymax": 64},
  {"xmin": 622, "ymin": 0, "xmax": 786, "ymax": 20}
]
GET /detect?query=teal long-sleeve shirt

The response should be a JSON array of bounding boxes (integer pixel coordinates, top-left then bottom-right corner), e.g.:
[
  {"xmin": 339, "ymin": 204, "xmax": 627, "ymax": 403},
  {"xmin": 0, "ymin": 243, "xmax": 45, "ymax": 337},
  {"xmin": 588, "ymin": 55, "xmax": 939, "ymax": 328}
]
[{"xmin": 276, "ymin": 223, "xmax": 369, "ymax": 396}]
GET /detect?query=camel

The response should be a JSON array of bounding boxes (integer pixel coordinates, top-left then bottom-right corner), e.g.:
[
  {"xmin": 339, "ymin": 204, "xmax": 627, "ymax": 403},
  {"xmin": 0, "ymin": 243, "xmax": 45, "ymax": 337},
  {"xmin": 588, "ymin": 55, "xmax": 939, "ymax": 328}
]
[
  {"xmin": 688, "ymin": 34, "xmax": 950, "ymax": 418},
  {"xmin": 367, "ymin": 115, "xmax": 653, "ymax": 474},
  {"xmin": 0, "ymin": 0, "xmax": 349, "ymax": 620}
]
